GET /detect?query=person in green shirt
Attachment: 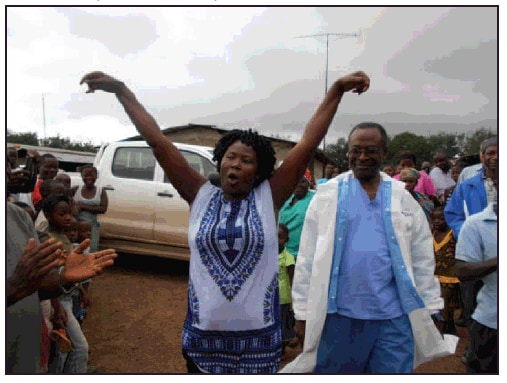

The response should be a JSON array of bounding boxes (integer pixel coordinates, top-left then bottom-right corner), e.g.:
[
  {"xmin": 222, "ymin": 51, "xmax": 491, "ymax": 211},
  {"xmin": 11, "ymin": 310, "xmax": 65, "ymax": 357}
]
[
  {"xmin": 279, "ymin": 172, "xmax": 315, "ymax": 260},
  {"xmin": 278, "ymin": 223, "xmax": 296, "ymax": 359}
]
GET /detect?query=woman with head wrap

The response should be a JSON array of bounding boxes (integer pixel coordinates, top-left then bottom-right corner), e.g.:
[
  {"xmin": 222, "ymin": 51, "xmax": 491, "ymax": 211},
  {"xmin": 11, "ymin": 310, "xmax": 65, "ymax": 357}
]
[{"xmin": 399, "ymin": 168, "xmax": 436, "ymax": 223}]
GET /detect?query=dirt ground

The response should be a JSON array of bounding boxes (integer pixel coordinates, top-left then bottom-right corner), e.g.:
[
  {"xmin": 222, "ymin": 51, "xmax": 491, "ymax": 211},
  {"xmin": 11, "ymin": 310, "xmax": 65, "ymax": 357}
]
[{"xmin": 82, "ymin": 252, "xmax": 468, "ymax": 374}]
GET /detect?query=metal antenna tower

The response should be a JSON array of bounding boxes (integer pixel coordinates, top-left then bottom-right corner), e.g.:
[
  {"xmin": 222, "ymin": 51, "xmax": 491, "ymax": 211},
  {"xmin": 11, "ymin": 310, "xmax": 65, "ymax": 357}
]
[
  {"xmin": 296, "ymin": 31, "xmax": 361, "ymax": 152},
  {"xmin": 42, "ymin": 93, "xmax": 47, "ymax": 145}
]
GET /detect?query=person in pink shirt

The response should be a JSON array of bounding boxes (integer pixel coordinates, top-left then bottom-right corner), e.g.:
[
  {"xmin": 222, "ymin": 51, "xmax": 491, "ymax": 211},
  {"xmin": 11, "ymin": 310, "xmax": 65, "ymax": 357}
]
[{"xmin": 392, "ymin": 151, "xmax": 436, "ymax": 196}]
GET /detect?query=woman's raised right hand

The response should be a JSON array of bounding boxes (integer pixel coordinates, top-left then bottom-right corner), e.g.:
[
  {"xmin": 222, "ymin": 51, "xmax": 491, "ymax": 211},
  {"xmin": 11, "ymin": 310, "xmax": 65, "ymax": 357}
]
[{"xmin": 80, "ymin": 71, "xmax": 124, "ymax": 94}]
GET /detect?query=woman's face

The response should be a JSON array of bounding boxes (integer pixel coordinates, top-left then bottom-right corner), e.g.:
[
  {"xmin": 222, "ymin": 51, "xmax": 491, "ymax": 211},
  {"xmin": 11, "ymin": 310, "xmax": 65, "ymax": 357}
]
[
  {"xmin": 81, "ymin": 168, "xmax": 97, "ymax": 188},
  {"xmin": 401, "ymin": 177, "xmax": 417, "ymax": 193},
  {"xmin": 293, "ymin": 177, "xmax": 310, "ymax": 199},
  {"xmin": 220, "ymin": 140, "xmax": 258, "ymax": 201}
]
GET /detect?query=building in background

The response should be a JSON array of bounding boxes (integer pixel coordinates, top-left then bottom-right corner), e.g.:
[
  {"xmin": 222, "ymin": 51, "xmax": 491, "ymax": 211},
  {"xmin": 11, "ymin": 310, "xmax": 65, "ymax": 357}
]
[
  {"xmin": 124, "ymin": 123, "xmax": 332, "ymax": 180},
  {"xmin": 7, "ymin": 143, "xmax": 97, "ymax": 172}
]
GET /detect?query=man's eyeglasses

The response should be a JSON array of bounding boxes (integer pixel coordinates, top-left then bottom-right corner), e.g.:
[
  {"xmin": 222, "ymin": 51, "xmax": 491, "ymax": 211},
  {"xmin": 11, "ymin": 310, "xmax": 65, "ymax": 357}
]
[{"xmin": 348, "ymin": 147, "xmax": 382, "ymax": 157}]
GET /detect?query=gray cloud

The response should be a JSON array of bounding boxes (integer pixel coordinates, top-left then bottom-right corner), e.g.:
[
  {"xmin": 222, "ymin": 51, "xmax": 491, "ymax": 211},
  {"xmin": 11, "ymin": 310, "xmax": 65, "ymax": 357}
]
[{"xmin": 57, "ymin": 7, "xmax": 158, "ymax": 56}]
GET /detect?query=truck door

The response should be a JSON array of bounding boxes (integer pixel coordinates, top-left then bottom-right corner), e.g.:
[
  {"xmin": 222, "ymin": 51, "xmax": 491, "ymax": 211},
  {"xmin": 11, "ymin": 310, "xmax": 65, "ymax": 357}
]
[
  {"xmin": 153, "ymin": 149, "xmax": 216, "ymax": 247},
  {"xmin": 98, "ymin": 146, "xmax": 157, "ymax": 243}
]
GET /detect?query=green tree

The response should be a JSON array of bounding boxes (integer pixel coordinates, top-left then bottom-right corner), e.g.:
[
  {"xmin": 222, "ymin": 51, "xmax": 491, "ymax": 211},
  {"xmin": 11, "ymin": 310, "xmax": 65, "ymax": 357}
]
[
  {"xmin": 324, "ymin": 137, "xmax": 349, "ymax": 172},
  {"xmin": 6, "ymin": 130, "xmax": 39, "ymax": 146},
  {"xmin": 43, "ymin": 134, "xmax": 96, "ymax": 153},
  {"xmin": 387, "ymin": 132, "xmax": 433, "ymax": 167},
  {"xmin": 462, "ymin": 127, "xmax": 496, "ymax": 155},
  {"xmin": 7, "ymin": 130, "xmax": 96, "ymax": 153},
  {"xmin": 426, "ymin": 132, "xmax": 465, "ymax": 159}
]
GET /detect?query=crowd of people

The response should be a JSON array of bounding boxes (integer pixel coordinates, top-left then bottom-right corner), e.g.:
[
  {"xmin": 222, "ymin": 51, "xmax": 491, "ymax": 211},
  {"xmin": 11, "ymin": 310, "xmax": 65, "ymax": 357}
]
[
  {"xmin": 6, "ymin": 148, "xmax": 116, "ymax": 373},
  {"xmin": 6, "ymin": 68, "xmax": 497, "ymax": 375},
  {"xmin": 280, "ymin": 134, "xmax": 497, "ymax": 374}
]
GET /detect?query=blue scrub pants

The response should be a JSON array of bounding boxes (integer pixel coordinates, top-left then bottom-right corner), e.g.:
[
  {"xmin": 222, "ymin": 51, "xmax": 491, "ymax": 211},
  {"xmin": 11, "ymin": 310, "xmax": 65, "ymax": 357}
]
[{"xmin": 314, "ymin": 313, "xmax": 414, "ymax": 373}]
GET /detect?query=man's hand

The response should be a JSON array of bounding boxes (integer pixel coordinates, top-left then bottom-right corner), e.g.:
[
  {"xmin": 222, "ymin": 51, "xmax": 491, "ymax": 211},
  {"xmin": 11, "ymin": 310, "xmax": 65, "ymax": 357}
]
[
  {"xmin": 80, "ymin": 71, "xmax": 124, "ymax": 94},
  {"xmin": 7, "ymin": 238, "xmax": 64, "ymax": 306},
  {"xmin": 294, "ymin": 320, "xmax": 306, "ymax": 345},
  {"xmin": 60, "ymin": 239, "xmax": 118, "ymax": 285}
]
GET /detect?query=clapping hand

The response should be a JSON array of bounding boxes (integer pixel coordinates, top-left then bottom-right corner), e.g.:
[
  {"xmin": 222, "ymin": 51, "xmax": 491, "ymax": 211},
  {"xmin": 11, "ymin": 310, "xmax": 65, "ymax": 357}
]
[
  {"xmin": 60, "ymin": 239, "xmax": 118, "ymax": 285},
  {"xmin": 9, "ymin": 238, "xmax": 65, "ymax": 300}
]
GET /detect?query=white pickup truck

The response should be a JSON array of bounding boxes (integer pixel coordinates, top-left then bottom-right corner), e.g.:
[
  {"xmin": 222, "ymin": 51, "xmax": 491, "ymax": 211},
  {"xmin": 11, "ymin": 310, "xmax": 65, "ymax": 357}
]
[{"xmin": 70, "ymin": 140, "xmax": 218, "ymax": 260}]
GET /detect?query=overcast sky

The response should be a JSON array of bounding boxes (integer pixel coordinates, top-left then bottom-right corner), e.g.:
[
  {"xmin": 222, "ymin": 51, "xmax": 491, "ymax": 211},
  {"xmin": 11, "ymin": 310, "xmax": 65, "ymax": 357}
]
[{"xmin": 5, "ymin": 4, "xmax": 499, "ymax": 147}]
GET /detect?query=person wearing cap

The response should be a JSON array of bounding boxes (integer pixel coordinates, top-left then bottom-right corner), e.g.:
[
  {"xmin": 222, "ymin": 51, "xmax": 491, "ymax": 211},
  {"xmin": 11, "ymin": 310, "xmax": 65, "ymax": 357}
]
[
  {"xmin": 444, "ymin": 136, "xmax": 497, "ymax": 239},
  {"xmin": 399, "ymin": 168, "xmax": 435, "ymax": 222},
  {"xmin": 279, "ymin": 170, "xmax": 315, "ymax": 261}
]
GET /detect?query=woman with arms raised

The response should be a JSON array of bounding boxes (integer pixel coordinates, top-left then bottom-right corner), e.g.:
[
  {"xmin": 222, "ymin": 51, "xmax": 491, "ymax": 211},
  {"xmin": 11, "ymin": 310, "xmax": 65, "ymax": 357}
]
[{"xmin": 79, "ymin": 70, "xmax": 369, "ymax": 373}]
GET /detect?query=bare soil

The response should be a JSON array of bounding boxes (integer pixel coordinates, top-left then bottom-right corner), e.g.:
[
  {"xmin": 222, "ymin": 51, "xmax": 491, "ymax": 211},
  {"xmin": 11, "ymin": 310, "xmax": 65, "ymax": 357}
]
[{"xmin": 83, "ymin": 252, "xmax": 468, "ymax": 374}]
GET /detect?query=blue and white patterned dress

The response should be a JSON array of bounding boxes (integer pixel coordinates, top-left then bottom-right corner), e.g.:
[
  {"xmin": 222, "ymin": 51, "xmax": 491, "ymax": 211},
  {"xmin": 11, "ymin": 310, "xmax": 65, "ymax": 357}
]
[{"xmin": 182, "ymin": 180, "xmax": 281, "ymax": 373}]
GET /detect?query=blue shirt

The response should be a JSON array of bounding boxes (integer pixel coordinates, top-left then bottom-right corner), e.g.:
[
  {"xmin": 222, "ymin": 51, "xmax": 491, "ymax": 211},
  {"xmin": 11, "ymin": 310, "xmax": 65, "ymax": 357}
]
[
  {"xmin": 334, "ymin": 179, "xmax": 402, "ymax": 319},
  {"xmin": 455, "ymin": 204, "xmax": 498, "ymax": 329},
  {"xmin": 457, "ymin": 163, "xmax": 483, "ymax": 185}
]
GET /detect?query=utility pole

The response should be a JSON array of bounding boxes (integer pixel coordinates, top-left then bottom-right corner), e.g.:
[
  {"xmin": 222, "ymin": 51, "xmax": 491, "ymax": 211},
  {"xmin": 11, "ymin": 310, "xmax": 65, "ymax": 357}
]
[{"xmin": 296, "ymin": 31, "xmax": 361, "ymax": 152}]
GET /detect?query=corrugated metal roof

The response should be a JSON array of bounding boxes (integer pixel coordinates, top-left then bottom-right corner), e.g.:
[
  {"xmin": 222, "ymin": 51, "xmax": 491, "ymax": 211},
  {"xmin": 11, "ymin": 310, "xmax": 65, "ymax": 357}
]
[
  {"xmin": 122, "ymin": 123, "xmax": 330, "ymax": 163},
  {"xmin": 7, "ymin": 143, "xmax": 96, "ymax": 163}
]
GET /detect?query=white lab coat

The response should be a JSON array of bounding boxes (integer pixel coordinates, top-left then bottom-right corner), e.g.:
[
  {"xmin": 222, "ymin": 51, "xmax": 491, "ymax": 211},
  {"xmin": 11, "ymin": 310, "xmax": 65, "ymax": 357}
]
[{"xmin": 281, "ymin": 171, "xmax": 458, "ymax": 373}]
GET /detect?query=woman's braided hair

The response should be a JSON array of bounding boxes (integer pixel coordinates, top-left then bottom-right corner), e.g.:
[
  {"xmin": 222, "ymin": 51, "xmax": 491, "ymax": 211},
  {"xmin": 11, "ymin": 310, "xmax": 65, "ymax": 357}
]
[{"xmin": 213, "ymin": 129, "xmax": 276, "ymax": 187}]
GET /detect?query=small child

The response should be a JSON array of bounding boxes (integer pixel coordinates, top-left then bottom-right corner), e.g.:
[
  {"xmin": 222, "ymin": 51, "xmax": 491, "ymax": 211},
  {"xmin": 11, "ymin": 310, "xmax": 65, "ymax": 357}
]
[
  {"xmin": 55, "ymin": 173, "xmax": 72, "ymax": 191},
  {"xmin": 64, "ymin": 217, "xmax": 89, "ymax": 325},
  {"xmin": 43, "ymin": 194, "xmax": 89, "ymax": 373},
  {"xmin": 77, "ymin": 220, "xmax": 92, "ymax": 245},
  {"xmin": 278, "ymin": 223, "xmax": 296, "ymax": 359},
  {"xmin": 64, "ymin": 216, "xmax": 79, "ymax": 244},
  {"xmin": 431, "ymin": 206, "xmax": 461, "ymax": 335}
]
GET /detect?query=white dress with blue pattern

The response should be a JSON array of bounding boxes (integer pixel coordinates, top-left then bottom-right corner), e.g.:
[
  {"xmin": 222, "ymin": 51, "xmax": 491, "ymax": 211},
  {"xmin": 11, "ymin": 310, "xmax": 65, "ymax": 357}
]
[{"xmin": 182, "ymin": 180, "xmax": 281, "ymax": 373}]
